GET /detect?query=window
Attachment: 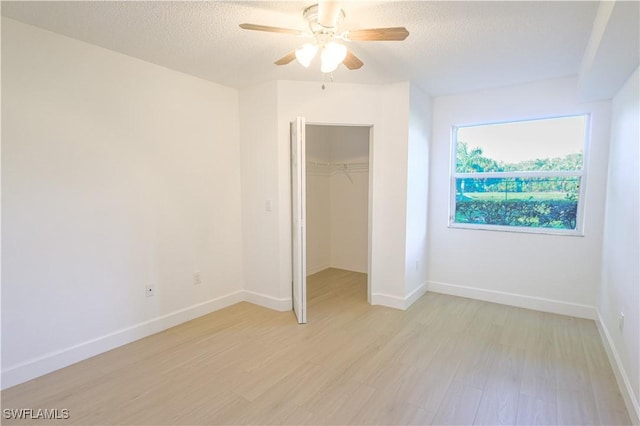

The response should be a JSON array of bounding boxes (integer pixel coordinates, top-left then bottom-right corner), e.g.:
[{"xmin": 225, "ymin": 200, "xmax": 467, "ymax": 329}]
[{"xmin": 450, "ymin": 115, "xmax": 588, "ymax": 234}]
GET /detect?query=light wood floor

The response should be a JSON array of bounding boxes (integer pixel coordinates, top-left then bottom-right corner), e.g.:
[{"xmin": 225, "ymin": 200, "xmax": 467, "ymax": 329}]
[{"xmin": 1, "ymin": 268, "xmax": 631, "ymax": 425}]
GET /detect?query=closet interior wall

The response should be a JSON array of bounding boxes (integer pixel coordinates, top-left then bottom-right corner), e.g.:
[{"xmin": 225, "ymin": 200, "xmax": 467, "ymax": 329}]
[{"xmin": 306, "ymin": 125, "xmax": 369, "ymax": 275}]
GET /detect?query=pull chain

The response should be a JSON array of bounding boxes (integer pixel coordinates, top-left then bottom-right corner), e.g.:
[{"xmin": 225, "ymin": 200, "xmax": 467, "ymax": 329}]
[{"xmin": 321, "ymin": 73, "xmax": 334, "ymax": 90}]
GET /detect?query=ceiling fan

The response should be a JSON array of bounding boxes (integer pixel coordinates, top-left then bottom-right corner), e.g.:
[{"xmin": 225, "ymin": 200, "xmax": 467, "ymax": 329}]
[{"xmin": 239, "ymin": 1, "xmax": 409, "ymax": 74}]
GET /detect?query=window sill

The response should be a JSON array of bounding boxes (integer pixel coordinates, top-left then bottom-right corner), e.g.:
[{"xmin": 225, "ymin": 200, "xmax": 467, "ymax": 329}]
[{"xmin": 448, "ymin": 222, "xmax": 584, "ymax": 237}]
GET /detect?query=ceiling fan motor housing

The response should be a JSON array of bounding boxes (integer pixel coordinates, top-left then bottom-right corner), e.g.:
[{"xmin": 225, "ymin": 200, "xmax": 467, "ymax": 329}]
[{"xmin": 303, "ymin": 4, "xmax": 345, "ymax": 33}]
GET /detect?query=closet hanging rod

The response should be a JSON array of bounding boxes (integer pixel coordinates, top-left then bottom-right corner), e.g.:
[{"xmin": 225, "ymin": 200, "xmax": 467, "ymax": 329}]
[
  {"xmin": 305, "ymin": 160, "xmax": 368, "ymax": 168},
  {"xmin": 340, "ymin": 164, "xmax": 355, "ymax": 184}
]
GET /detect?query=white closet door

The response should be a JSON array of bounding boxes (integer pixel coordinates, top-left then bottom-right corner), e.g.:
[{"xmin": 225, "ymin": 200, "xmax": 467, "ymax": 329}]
[{"xmin": 291, "ymin": 117, "xmax": 307, "ymax": 324}]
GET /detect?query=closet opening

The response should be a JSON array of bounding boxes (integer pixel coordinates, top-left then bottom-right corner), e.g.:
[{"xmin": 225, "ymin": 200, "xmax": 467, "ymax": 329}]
[{"xmin": 305, "ymin": 124, "xmax": 372, "ymax": 320}]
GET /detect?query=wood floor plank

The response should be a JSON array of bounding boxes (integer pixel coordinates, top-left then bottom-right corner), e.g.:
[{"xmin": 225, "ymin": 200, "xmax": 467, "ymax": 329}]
[
  {"xmin": 350, "ymin": 390, "xmax": 435, "ymax": 426},
  {"xmin": 519, "ymin": 314, "xmax": 557, "ymax": 405},
  {"xmin": 515, "ymin": 393, "xmax": 556, "ymax": 425},
  {"xmin": 556, "ymin": 386, "xmax": 601, "ymax": 425},
  {"xmin": 406, "ymin": 335, "xmax": 462, "ymax": 413},
  {"xmin": 432, "ymin": 379, "xmax": 483, "ymax": 425},
  {"xmin": 578, "ymin": 320, "xmax": 632, "ymax": 425},
  {"xmin": 0, "ymin": 268, "xmax": 631, "ymax": 425},
  {"xmin": 473, "ymin": 343, "xmax": 526, "ymax": 425},
  {"xmin": 452, "ymin": 332, "xmax": 498, "ymax": 391}
]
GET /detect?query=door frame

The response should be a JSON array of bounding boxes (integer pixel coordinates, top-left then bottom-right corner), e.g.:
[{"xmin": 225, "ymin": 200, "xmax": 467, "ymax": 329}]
[
  {"xmin": 301, "ymin": 121, "xmax": 374, "ymax": 306},
  {"xmin": 291, "ymin": 117, "xmax": 307, "ymax": 324}
]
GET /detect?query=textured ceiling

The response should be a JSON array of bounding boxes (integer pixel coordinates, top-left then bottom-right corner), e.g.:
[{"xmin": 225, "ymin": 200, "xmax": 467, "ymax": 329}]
[{"xmin": 2, "ymin": 1, "xmax": 602, "ymax": 95}]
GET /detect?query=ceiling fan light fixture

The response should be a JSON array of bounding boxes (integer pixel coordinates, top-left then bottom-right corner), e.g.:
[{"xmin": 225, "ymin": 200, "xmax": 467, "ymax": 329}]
[
  {"xmin": 240, "ymin": 3, "xmax": 409, "ymax": 76},
  {"xmin": 295, "ymin": 43, "xmax": 318, "ymax": 68},
  {"xmin": 320, "ymin": 41, "xmax": 347, "ymax": 73}
]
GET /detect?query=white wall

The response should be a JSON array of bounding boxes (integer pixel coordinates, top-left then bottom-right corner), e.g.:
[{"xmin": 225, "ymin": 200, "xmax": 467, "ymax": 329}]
[
  {"xmin": 328, "ymin": 169, "xmax": 369, "ymax": 273},
  {"xmin": 306, "ymin": 125, "xmax": 332, "ymax": 161},
  {"xmin": 327, "ymin": 126, "xmax": 369, "ymax": 273},
  {"xmin": 404, "ymin": 84, "xmax": 431, "ymax": 302},
  {"xmin": 598, "ymin": 67, "xmax": 640, "ymax": 422},
  {"xmin": 305, "ymin": 170, "xmax": 331, "ymax": 274},
  {"xmin": 305, "ymin": 126, "xmax": 331, "ymax": 275},
  {"xmin": 327, "ymin": 126, "xmax": 370, "ymax": 162},
  {"xmin": 238, "ymin": 81, "xmax": 289, "ymax": 310},
  {"xmin": 428, "ymin": 77, "xmax": 611, "ymax": 318},
  {"xmin": 1, "ymin": 19, "xmax": 244, "ymax": 388}
]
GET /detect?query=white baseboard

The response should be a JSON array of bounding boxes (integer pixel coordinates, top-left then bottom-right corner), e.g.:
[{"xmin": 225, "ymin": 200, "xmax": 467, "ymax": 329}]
[
  {"xmin": 427, "ymin": 281, "xmax": 597, "ymax": 320},
  {"xmin": 307, "ymin": 265, "xmax": 368, "ymax": 276},
  {"xmin": 405, "ymin": 282, "xmax": 429, "ymax": 308},
  {"xmin": 371, "ymin": 292, "xmax": 405, "ymax": 309},
  {"xmin": 372, "ymin": 282, "xmax": 428, "ymax": 310},
  {"xmin": 306, "ymin": 264, "xmax": 330, "ymax": 276},
  {"xmin": 243, "ymin": 290, "xmax": 292, "ymax": 312},
  {"xmin": 328, "ymin": 263, "xmax": 368, "ymax": 274},
  {"xmin": 596, "ymin": 312, "xmax": 640, "ymax": 425},
  {"xmin": 1, "ymin": 290, "xmax": 245, "ymax": 390}
]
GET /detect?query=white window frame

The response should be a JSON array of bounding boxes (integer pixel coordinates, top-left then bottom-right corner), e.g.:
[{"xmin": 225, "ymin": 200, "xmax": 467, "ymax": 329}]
[{"xmin": 448, "ymin": 114, "xmax": 590, "ymax": 236}]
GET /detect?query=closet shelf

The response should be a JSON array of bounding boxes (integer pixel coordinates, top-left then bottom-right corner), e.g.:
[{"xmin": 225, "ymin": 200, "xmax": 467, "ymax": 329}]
[
  {"xmin": 306, "ymin": 160, "xmax": 368, "ymax": 183},
  {"xmin": 306, "ymin": 161, "xmax": 369, "ymax": 174}
]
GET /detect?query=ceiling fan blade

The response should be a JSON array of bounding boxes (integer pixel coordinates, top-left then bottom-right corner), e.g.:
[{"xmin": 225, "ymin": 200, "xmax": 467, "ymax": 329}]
[
  {"xmin": 346, "ymin": 27, "xmax": 410, "ymax": 41},
  {"xmin": 343, "ymin": 50, "xmax": 364, "ymax": 70},
  {"xmin": 274, "ymin": 51, "xmax": 297, "ymax": 66},
  {"xmin": 239, "ymin": 23, "xmax": 306, "ymax": 37},
  {"xmin": 317, "ymin": 1, "xmax": 342, "ymax": 28}
]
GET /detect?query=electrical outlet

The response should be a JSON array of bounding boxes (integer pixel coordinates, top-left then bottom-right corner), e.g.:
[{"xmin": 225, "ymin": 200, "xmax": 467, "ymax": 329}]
[
  {"xmin": 193, "ymin": 271, "xmax": 202, "ymax": 285},
  {"xmin": 145, "ymin": 285, "xmax": 155, "ymax": 297},
  {"xmin": 415, "ymin": 260, "xmax": 419, "ymax": 272},
  {"xmin": 619, "ymin": 312, "xmax": 625, "ymax": 331}
]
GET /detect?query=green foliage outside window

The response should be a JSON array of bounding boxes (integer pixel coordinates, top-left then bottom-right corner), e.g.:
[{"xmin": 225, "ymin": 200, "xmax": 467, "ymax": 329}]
[
  {"xmin": 456, "ymin": 198, "xmax": 578, "ymax": 229},
  {"xmin": 454, "ymin": 142, "xmax": 581, "ymax": 230}
]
